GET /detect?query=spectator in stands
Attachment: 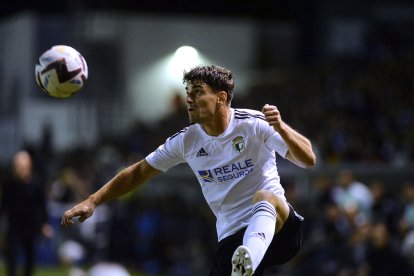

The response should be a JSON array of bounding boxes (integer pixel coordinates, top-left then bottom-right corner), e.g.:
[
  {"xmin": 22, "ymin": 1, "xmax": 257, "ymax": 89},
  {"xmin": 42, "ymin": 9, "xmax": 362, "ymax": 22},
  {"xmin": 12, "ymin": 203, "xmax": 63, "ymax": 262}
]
[
  {"xmin": 361, "ymin": 222, "xmax": 411, "ymax": 276},
  {"xmin": 332, "ymin": 169, "xmax": 373, "ymax": 227},
  {"xmin": 0, "ymin": 150, "xmax": 53, "ymax": 276}
]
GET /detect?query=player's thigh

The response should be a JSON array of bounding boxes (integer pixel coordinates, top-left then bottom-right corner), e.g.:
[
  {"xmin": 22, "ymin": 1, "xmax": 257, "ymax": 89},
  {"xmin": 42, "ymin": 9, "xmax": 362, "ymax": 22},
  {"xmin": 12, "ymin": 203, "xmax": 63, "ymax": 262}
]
[{"xmin": 252, "ymin": 190, "xmax": 290, "ymax": 233}]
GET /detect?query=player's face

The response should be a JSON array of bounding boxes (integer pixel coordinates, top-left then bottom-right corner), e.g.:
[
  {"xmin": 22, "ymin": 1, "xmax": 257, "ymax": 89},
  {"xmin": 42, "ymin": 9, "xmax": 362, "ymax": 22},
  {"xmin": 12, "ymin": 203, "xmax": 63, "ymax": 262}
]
[{"xmin": 185, "ymin": 80, "xmax": 220, "ymax": 124}]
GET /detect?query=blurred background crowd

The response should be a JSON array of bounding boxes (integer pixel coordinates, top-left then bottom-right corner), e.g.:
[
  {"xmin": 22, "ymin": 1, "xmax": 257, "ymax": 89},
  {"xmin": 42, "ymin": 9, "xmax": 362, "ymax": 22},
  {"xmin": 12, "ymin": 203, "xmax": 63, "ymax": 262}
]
[{"xmin": 1, "ymin": 0, "xmax": 414, "ymax": 275}]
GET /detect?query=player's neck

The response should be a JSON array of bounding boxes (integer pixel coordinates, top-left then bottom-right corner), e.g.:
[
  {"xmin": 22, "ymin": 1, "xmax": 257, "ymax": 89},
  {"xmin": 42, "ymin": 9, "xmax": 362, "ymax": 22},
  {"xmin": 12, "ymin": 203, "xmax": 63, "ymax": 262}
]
[{"xmin": 202, "ymin": 107, "xmax": 231, "ymax": 136}]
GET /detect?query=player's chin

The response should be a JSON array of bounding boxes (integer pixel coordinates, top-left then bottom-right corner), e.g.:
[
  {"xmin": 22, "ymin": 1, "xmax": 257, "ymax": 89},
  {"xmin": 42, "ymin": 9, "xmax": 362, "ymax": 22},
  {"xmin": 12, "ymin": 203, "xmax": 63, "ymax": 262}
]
[
  {"xmin": 188, "ymin": 113, "xmax": 198, "ymax": 123},
  {"xmin": 189, "ymin": 117, "xmax": 199, "ymax": 124}
]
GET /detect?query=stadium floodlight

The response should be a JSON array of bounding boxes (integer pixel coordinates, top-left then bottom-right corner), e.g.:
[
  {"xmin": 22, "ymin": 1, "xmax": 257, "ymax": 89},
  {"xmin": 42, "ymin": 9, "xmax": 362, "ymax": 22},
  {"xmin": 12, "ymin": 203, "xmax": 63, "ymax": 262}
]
[{"xmin": 170, "ymin": 46, "xmax": 200, "ymax": 80}]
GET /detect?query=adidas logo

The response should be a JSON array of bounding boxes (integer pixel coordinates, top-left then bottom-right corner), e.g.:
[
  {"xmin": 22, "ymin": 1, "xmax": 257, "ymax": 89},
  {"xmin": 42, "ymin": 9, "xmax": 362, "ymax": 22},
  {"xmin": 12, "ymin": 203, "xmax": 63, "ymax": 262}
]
[
  {"xmin": 253, "ymin": 232, "xmax": 266, "ymax": 242},
  {"xmin": 196, "ymin": 148, "xmax": 208, "ymax": 157}
]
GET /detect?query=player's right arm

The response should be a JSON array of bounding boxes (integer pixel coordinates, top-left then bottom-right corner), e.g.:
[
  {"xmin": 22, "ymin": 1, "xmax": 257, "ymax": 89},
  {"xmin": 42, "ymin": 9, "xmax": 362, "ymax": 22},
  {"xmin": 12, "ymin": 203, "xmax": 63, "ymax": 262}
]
[
  {"xmin": 262, "ymin": 104, "xmax": 316, "ymax": 168},
  {"xmin": 61, "ymin": 159, "xmax": 160, "ymax": 226}
]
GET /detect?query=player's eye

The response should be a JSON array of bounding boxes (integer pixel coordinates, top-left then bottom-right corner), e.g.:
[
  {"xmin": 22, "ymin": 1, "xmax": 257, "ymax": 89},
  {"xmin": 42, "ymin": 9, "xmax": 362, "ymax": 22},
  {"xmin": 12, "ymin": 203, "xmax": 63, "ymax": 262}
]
[
  {"xmin": 194, "ymin": 90, "xmax": 203, "ymax": 97},
  {"xmin": 187, "ymin": 90, "xmax": 203, "ymax": 99}
]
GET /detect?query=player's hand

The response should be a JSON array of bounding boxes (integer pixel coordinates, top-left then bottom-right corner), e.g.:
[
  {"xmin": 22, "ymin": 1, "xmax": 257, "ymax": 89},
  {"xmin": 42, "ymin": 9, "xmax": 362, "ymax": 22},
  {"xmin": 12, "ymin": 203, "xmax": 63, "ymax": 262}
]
[
  {"xmin": 262, "ymin": 104, "xmax": 284, "ymax": 132},
  {"xmin": 61, "ymin": 198, "xmax": 96, "ymax": 227}
]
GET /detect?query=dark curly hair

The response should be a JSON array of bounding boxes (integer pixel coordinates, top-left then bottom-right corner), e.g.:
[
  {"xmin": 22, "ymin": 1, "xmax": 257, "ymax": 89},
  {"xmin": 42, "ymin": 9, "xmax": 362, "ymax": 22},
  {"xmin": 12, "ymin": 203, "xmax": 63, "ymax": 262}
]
[{"xmin": 183, "ymin": 65, "xmax": 234, "ymax": 103}]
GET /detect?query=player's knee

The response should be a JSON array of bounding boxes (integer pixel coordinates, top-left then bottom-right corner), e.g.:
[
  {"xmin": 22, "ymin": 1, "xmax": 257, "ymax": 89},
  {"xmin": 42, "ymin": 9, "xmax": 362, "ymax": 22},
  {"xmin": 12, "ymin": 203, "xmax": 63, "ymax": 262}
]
[{"xmin": 252, "ymin": 190, "xmax": 277, "ymax": 207}]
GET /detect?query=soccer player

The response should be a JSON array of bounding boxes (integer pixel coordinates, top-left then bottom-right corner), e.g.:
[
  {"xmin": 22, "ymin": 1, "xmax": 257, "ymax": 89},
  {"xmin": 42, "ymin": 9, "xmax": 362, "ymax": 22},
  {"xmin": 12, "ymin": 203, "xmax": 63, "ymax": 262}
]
[{"xmin": 61, "ymin": 65, "xmax": 316, "ymax": 276}]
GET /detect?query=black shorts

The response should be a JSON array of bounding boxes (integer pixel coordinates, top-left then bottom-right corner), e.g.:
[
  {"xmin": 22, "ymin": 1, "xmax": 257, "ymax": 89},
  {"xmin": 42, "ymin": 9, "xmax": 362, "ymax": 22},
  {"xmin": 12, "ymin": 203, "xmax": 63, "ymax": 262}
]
[{"xmin": 208, "ymin": 204, "xmax": 304, "ymax": 276}]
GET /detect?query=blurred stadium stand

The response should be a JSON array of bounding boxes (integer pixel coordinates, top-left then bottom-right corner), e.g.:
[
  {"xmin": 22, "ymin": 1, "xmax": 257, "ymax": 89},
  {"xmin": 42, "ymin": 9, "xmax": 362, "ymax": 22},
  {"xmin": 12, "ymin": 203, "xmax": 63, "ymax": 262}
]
[{"xmin": 0, "ymin": 0, "xmax": 414, "ymax": 275}]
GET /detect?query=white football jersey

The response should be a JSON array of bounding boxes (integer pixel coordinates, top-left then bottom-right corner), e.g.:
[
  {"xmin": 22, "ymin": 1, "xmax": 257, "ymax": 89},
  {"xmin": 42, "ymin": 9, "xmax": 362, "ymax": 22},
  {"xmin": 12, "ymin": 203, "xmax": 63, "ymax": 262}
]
[{"xmin": 146, "ymin": 108, "xmax": 289, "ymax": 241}]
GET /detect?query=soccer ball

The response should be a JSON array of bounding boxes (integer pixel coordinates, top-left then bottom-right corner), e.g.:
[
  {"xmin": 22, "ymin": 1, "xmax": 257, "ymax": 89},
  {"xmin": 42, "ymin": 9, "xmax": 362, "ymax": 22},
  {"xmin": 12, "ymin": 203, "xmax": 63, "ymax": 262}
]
[{"xmin": 35, "ymin": 45, "xmax": 88, "ymax": 98}]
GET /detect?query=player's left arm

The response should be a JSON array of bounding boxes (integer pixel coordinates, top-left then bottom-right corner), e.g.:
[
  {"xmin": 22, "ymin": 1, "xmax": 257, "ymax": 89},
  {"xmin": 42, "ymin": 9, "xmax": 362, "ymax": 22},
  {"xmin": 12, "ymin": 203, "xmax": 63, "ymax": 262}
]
[{"xmin": 262, "ymin": 104, "xmax": 316, "ymax": 168}]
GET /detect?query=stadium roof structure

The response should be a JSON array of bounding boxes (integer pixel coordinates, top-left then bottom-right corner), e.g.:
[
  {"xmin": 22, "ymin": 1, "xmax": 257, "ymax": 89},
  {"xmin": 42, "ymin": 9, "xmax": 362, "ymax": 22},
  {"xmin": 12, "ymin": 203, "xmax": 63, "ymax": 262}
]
[{"xmin": 2, "ymin": 0, "xmax": 414, "ymax": 21}]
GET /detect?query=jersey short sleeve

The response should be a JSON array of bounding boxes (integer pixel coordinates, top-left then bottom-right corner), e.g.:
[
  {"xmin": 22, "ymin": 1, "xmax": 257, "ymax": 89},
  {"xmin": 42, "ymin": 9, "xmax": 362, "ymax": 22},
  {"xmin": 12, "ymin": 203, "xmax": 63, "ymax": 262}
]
[
  {"xmin": 145, "ymin": 130, "xmax": 186, "ymax": 172},
  {"xmin": 259, "ymin": 120, "xmax": 289, "ymax": 158}
]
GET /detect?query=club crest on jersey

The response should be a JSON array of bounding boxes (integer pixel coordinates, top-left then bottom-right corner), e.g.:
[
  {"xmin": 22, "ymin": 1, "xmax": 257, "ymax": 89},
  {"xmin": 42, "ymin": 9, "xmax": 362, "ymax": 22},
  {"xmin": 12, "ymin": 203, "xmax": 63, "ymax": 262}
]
[{"xmin": 232, "ymin": 136, "xmax": 245, "ymax": 153}]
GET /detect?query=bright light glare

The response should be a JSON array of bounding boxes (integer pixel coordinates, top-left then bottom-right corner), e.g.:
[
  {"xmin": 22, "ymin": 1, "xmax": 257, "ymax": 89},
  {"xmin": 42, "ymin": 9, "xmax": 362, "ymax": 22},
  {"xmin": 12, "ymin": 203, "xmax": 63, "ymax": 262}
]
[
  {"xmin": 174, "ymin": 46, "xmax": 199, "ymax": 67},
  {"xmin": 169, "ymin": 46, "xmax": 200, "ymax": 81},
  {"xmin": 130, "ymin": 45, "xmax": 210, "ymax": 123}
]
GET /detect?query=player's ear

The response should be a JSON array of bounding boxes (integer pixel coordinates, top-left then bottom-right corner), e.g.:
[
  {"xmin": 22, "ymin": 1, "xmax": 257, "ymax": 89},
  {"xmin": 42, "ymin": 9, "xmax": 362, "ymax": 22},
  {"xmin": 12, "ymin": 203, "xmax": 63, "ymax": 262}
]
[{"xmin": 217, "ymin": 91, "xmax": 227, "ymax": 104}]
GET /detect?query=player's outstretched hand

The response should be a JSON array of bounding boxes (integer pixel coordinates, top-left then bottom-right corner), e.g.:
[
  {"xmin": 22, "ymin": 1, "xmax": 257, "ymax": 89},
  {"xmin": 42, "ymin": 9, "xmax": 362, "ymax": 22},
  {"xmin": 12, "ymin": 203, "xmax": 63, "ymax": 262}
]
[
  {"xmin": 61, "ymin": 198, "xmax": 96, "ymax": 227},
  {"xmin": 262, "ymin": 104, "xmax": 284, "ymax": 132}
]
